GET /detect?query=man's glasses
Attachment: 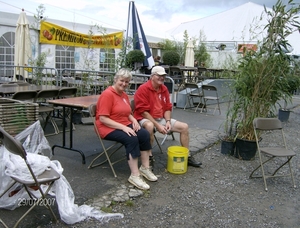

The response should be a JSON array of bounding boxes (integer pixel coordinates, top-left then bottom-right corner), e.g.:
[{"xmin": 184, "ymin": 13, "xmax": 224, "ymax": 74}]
[{"xmin": 155, "ymin": 74, "xmax": 166, "ymax": 78}]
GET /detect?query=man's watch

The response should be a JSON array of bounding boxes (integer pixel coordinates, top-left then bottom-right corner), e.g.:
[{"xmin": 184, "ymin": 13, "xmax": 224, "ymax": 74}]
[{"xmin": 166, "ymin": 120, "xmax": 171, "ymax": 123}]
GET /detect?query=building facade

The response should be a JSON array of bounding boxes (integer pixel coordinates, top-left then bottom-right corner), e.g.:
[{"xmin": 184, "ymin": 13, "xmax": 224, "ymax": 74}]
[{"xmin": 0, "ymin": 11, "xmax": 163, "ymax": 73}]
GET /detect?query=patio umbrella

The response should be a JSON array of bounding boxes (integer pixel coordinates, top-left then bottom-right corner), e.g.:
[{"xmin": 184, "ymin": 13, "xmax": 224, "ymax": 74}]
[
  {"xmin": 126, "ymin": 1, "xmax": 154, "ymax": 70},
  {"xmin": 184, "ymin": 40, "xmax": 194, "ymax": 67},
  {"xmin": 14, "ymin": 9, "xmax": 32, "ymax": 81}
]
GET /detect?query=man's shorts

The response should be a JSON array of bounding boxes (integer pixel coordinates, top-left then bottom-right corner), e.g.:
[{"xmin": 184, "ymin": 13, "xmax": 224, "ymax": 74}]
[{"xmin": 139, "ymin": 118, "xmax": 177, "ymax": 129}]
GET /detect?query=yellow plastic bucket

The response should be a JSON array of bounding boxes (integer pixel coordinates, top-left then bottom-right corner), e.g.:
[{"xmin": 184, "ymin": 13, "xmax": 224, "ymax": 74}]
[{"xmin": 167, "ymin": 146, "xmax": 189, "ymax": 174}]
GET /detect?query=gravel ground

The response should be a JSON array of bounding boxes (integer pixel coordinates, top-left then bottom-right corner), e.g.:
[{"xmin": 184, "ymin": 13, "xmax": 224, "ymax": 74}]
[{"xmin": 45, "ymin": 106, "xmax": 300, "ymax": 228}]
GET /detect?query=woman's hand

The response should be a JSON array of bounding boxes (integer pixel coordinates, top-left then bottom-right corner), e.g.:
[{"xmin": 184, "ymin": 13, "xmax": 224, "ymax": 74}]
[
  {"xmin": 132, "ymin": 119, "xmax": 141, "ymax": 132},
  {"xmin": 122, "ymin": 125, "xmax": 137, "ymax": 136},
  {"xmin": 129, "ymin": 115, "xmax": 141, "ymax": 132}
]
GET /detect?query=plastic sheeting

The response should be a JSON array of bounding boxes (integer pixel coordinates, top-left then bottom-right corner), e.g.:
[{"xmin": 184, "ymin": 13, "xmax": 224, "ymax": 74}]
[{"xmin": 0, "ymin": 121, "xmax": 124, "ymax": 224}]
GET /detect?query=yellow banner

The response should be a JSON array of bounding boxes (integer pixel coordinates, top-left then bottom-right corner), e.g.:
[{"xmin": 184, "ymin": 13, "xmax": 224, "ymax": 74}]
[{"xmin": 39, "ymin": 21, "xmax": 123, "ymax": 49}]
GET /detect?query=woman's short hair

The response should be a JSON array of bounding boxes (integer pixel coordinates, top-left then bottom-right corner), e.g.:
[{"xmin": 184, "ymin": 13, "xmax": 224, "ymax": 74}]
[{"xmin": 114, "ymin": 68, "xmax": 132, "ymax": 81}]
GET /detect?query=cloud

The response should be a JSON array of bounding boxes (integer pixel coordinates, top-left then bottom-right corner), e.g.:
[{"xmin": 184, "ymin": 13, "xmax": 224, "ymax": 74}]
[{"xmin": 1, "ymin": 0, "xmax": 295, "ymax": 38}]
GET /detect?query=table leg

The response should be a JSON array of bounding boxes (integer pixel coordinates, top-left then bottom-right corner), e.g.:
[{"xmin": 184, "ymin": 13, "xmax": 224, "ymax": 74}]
[{"xmin": 52, "ymin": 106, "xmax": 86, "ymax": 164}]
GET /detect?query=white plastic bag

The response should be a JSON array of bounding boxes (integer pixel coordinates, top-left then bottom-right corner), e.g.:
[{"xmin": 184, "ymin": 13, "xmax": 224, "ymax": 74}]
[{"xmin": 0, "ymin": 121, "xmax": 124, "ymax": 224}]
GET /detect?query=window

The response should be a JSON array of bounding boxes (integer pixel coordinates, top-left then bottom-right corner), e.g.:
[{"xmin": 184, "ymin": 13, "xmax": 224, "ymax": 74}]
[
  {"xmin": 204, "ymin": 41, "xmax": 237, "ymax": 52},
  {"xmin": 151, "ymin": 49, "xmax": 158, "ymax": 59},
  {"xmin": 55, "ymin": 45, "xmax": 75, "ymax": 73},
  {"xmin": 0, "ymin": 32, "xmax": 15, "ymax": 77},
  {"xmin": 99, "ymin": 48, "xmax": 115, "ymax": 71},
  {"xmin": 0, "ymin": 32, "xmax": 15, "ymax": 65}
]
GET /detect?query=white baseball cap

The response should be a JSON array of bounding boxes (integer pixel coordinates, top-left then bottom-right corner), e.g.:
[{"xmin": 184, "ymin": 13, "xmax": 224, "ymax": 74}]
[{"xmin": 151, "ymin": 66, "xmax": 167, "ymax": 75}]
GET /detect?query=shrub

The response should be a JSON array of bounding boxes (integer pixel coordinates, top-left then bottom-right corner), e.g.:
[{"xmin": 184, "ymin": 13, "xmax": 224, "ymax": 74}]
[
  {"xmin": 162, "ymin": 51, "xmax": 180, "ymax": 66},
  {"xmin": 126, "ymin": 50, "xmax": 145, "ymax": 66}
]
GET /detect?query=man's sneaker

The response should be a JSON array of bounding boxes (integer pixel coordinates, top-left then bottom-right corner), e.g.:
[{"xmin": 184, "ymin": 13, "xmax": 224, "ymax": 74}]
[
  {"xmin": 149, "ymin": 156, "xmax": 155, "ymax": 171},
  {"xmin": 128, "ymin": 175, "xmax": 150, "ymax": 190},
  {"xmin": 139, "ymin": 165, "xmax": 158, "ymax": 182},
  {"xmin": 188, "ymin": 156, "xmax": 202, "ymax": 167}
]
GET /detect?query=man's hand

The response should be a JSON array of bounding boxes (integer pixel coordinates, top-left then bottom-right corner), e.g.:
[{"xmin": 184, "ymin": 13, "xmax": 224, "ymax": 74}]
[
  {"xmin": 156, "ymin": 124, "xmax": 169, "ymax": 134},
  {"xmin": 165, "ymin": 121, "xmax": 172, "ymax": 131}
]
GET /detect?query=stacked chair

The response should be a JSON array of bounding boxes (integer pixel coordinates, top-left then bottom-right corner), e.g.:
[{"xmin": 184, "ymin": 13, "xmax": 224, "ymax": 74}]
[{"xmin": 0, "ymin": 98, "xmax": 39, "ymax": 136}]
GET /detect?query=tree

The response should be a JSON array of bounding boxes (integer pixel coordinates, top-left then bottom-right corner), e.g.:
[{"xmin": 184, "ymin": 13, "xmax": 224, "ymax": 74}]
[
  {"xmin": 194, "ymin": 30, "xmax": 212, "ymax": 67},
  {"xmin": 158, "ymin": 38, "xmax": 185, "ymax": 64},
  {"xmin": 31, "ymin": 4, "xmax": 46, "ymax": 31}
]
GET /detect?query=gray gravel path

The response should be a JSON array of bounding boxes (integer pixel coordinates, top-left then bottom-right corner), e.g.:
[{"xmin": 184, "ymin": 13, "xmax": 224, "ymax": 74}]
[{"xmin": 48, "ymin": 106, "xmax": 300, "ymax": 228}]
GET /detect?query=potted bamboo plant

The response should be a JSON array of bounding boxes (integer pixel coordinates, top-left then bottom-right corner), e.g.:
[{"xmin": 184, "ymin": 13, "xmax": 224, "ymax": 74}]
[
  {"xmin": 219, "ymin": 93, "xmax": 238, "ymax": 155},
  {"xmin": 228, "ymin": 0, "xmax": 300, "ymax": 160},
  {"xmin": 278, "ymin": 74, "xmax": 300, "ymax": 121}
]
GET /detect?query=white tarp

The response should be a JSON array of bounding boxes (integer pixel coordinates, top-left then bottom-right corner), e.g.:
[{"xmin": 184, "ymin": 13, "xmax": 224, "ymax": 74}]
[
  {"xmin": 168, "ymin": 2, "xmax": 300, "ymax": 55},
  {"xmin": 0, "ymin": 121, "xmax": 123, "ymax": 225}
]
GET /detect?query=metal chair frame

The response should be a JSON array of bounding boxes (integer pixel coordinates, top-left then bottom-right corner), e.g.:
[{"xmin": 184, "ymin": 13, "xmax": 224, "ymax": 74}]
[
  {"xmin": 250, "ymin": 118, "xmax": 296, "ymax": 191},
  {"xmin": 159, "ymin": 78, "xmax": 176, "ymax": 146},
  {"xmin": 169, "ymin": 66, "xmax": 184, "ymax": 91},
  {"xmin": 183, "ymin": 82, "xmax": 204, "ymax": 112},
  {"xmin": 0, "ymin": 126, "xmax": 60, "ymax": 228},
  {"xmin": 200, "ymin": 84, "xmax": 221, "ymax": 115},
  {"xmin": 130, "ymin": 99, "xmax": 164, "ymax": 153},
  {"xmin": 35, "ymin": 89, "xmax": 60, "ymax": 135},
  {"xmin": 88, "ymin": 103, "xmax": 125, "ymax": 177}
]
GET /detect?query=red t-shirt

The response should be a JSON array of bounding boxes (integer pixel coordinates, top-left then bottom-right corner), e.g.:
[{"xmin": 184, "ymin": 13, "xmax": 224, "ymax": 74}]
[
  {"xmin": 95, "ymin": 86, "xmax": 131, "ymax": 138},
  {"xmin": 133, "ymin": 80, "xmax": 172, "ymax": 120}
]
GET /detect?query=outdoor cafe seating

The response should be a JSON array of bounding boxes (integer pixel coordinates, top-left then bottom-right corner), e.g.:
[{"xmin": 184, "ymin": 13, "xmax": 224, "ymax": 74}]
[
  {"xmin": 35, "ymin": 89, "xmax": 61, "ymax": 135},
  {"xmin": 168, "ymin": 66, "xmax": 200, "ymax": 91}
]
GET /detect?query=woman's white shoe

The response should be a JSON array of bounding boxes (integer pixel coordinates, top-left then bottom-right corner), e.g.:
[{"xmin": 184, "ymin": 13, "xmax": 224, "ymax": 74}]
[
  {"xmin": 128, "ymin": 175, "xmax": 150, "ymax": 190},
  {"xmin": 139, "ymin": 166, "xmax": 158, "ymax": 181}
]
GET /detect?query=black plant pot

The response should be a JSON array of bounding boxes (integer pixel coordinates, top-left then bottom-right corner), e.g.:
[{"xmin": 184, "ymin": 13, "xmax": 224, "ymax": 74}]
[
  {"xmin": 278, "ymin": 109, "xmax": 290, "ymax": 122},
  {"xmin": 235, "ymin": 138, "xmax": 257, "ymax": 160},
  {"xmin": 221, "ymin": 140, "xmax": 235, "ymax": 155}
]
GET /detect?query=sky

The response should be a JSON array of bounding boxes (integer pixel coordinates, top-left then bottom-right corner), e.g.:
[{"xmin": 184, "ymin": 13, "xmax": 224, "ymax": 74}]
[{"xmin": 0, "ymin": 0, "xmax": 297, "ymax": 38}]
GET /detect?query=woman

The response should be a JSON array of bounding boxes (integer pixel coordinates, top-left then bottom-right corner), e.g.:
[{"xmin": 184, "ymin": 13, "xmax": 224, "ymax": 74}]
[{"xmin": 95, "ymin": 68, "xmax": 157, "ymax": 190}]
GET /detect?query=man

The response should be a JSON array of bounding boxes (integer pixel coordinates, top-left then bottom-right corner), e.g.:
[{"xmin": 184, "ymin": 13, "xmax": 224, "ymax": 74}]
[
  {"xmin": 133, "ymin": 66, "xmax": 202, "ymax": 167},
  {"xmin": 154, "ymin": 56, "xmax": 162, "ymax": 66}
]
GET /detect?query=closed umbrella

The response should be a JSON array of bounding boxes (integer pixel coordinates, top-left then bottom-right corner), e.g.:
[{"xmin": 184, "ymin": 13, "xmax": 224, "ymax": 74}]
[
  {"xmin": 184, "ymin": 40, "xmax": 194, "ymax": 67},
  {"xmin": 14, "ymin": 9, "xmax": 32, "ymax": 81},
  {"xmin": 126, "ymin": 1, "xmax": 154, "ymax": 70}
]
